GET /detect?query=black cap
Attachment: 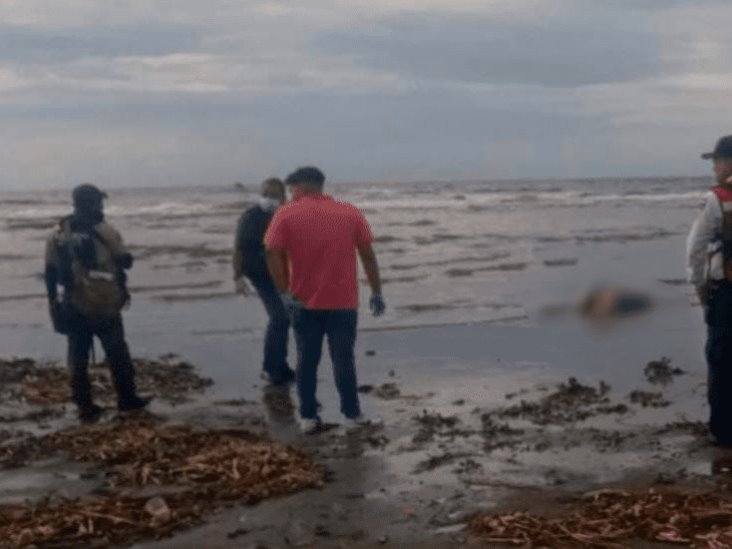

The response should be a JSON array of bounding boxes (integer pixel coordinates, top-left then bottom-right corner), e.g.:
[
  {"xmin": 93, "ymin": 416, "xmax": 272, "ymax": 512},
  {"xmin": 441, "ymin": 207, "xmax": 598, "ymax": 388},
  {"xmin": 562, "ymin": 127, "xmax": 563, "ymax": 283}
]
[
  {"xmin": 72, "ymin": 183, "xmax": 107, "ymax": 205},
  {"xmin": 702, "ymin": 135, "xmax": 732, "ymax": 160},
  {"xmin": 285, "ymin": 166, "xmax": 325, "ymax": 186}
]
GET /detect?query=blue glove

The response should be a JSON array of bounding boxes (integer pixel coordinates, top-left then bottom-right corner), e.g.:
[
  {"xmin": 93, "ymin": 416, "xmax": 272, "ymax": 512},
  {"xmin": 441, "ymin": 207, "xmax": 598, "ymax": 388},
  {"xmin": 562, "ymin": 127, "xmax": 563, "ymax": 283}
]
[
  {"xmin": 369, "ymin": 294, "xmax": 386, "ymax": 317},
  {"xmin": 280, "ymin": 292, "xmax": 299, "ymax": 310}
]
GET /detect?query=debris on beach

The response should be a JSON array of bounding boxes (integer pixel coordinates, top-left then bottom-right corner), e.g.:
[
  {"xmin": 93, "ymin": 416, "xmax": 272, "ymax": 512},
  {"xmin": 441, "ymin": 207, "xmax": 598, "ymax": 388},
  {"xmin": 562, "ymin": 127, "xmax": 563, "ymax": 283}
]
[
  {"xmin": 0, "ymin": 355, "xmax": 212, "ymax": 413},
  {"xmin": 0, "ymin": 421, "xmax": 324, "ymax": 547},
  {"xmin": 480, "ymin": 415, "xmax": 524, "ymax": 452},
  {"xmin": 0, "ymin": 492, "xmax": 202, "ymax": 548},
  {"xmin": 414, "ymin": 451, "xmax": 477, "ymax": 474},
  {"xmin": 0, "ymin": 408, "xmax": 65, "ymax": 425},
  {"xmin": 494, "ymin": 378, "xmax": 627, "ymax": 425},
  {"xmin": 628, "ymin": 390, "xmax": 670, "ymax": 408},
  {"xmin": 645, "ymin": 357, "xmax": 685, "ymax": 386},
  {"xmin": 655, "ymin": 420, "xmax": 707, "ymax": 437},
  {"xmin": 412, "ymin": 411, "xmax": 473, "ymax": 444},
  {"xmin": 358, "ymin": 382, "xmax": 401, "ymax": 400},
  {"xmin": 468, "ymin": 489, "xmax": 732, "ymax": 547},
  {"xmin": 2, "ymin": 420, "xmax": 324, "ymax": 494},
  {"xmin": 261, "ymin": 387, "xmax": 295, "ymax": 416},
  {"xmin": 358, "ymin": 382, "xmax": 430, "ymax": 404}
]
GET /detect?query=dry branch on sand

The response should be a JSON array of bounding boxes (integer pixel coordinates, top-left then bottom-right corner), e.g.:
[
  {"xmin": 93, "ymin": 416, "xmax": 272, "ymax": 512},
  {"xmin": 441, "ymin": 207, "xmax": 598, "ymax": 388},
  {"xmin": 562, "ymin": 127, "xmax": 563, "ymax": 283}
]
[
  {"xmin": 468, "ymin": 489, "xmax": 732, "ymax": 548},
  {"xmin": 0, "ymin": 421, "xmax": 324, "ymax": 548},
  {"xmin": 47, "ymin": 421, "xmax": 324, "ymax": 497},
  {"xmin": 0, "ymin": 493, "xmax": 202, "ymax": 548},
  {"xmin": 3, "ymin": 421, "xmax": 324, "ymax": 495},
  {"xmin": 0, "ymin": 356, "xmax": 212, "ymax": 409}
]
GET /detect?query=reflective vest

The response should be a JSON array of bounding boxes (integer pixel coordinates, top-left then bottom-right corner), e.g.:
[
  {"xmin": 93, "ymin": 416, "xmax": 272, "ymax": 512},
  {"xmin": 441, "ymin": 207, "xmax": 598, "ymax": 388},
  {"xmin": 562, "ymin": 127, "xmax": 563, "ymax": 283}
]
[{"xmin": 712, "ymin": 185, "xmax": 732, "ymax": 281}]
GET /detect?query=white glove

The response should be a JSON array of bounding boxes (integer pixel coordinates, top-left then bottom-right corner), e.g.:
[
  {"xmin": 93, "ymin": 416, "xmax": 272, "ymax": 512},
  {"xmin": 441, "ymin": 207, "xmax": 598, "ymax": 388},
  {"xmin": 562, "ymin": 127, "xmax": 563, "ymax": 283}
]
[{"xmin": 235, "ymin": 276, "xmax": 252, "ymax": 296}]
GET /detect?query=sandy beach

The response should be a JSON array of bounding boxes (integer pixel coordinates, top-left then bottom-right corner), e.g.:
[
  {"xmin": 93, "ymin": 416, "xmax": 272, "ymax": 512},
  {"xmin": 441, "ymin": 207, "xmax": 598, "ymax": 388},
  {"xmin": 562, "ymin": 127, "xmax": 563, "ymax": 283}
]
[{"xmin": 1, "ymin": 178, "xmax": 730, "ymax": 547}]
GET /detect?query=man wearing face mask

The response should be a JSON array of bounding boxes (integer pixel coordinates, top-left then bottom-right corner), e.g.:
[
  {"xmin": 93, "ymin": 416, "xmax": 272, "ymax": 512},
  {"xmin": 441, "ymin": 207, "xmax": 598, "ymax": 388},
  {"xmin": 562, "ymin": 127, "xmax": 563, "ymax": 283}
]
[
  {"xmin": 233, "ymin": 178, "xmax": 295, "ymax": 385},
  {"xmin": 688, "ymin": 134, "xmax": 732, "ymax": 446},
  {"xmin": 45, "ymin": 183, "xmax": 149, "ymax": 422}
]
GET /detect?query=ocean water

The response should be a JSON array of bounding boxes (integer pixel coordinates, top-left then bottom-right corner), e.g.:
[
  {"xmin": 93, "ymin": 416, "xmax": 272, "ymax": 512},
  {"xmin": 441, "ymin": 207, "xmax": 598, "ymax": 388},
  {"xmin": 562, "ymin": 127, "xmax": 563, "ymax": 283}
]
[{"xmin": 0, "ymin": 177, "xmax": 711, "ymax": 400}]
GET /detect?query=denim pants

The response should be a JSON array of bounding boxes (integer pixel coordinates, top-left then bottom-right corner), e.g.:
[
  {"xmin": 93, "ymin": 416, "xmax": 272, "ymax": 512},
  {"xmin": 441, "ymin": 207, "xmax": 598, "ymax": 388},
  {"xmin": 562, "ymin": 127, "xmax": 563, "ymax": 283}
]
[
  {"xmin": 705, "ymin": 281, "xmax": 732, "ymax": 444},
  {"xmin": 250, "ymin": 274, "xmax": 291, "ymax": 381},
  {"xmin": 291, "ymin": 307, "xmax": 360, "ymax": 420},
  {"xmin": 67, "ymin": 310, "xmax": 138, "ymax": 408}
]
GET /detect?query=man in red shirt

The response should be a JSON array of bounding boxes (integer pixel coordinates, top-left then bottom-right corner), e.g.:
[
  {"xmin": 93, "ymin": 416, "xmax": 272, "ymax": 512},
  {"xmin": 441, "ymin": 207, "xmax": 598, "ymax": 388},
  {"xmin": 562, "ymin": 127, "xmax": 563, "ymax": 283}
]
[{"xmin": 264, "ymin": 166, "xmax": 386, "ymax": 434}]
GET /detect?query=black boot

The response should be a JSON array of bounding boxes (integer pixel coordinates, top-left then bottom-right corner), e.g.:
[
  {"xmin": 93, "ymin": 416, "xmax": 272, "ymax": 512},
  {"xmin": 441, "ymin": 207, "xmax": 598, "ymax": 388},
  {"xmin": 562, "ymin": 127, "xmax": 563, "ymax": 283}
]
[
  {"xmin": 118, "ymin": 394, "xmax": 152, "ymax": 412},
  {"xmin": 71, "ymin": 367, "xmax": 102, "ymax": 422},
  {"xmin": 78, "ymin": 403, "xmax": 103, "ymax": 423},
  {"xmin": 110, "ymin": 355, "xmax": 151, "ymax": 411}
]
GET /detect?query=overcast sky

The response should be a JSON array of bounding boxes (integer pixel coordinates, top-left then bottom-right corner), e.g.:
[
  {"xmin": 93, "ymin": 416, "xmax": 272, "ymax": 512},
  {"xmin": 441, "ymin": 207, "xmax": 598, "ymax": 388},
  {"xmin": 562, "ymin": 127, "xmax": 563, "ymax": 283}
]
[{"xmin": 1, "ymin": 0, "xmax": 731, "ymax": 189}]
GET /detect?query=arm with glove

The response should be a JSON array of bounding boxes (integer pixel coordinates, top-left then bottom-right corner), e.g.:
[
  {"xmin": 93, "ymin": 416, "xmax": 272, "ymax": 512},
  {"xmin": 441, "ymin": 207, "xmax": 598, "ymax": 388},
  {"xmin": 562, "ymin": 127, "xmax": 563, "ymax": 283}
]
[{"xmin": 358, "ymin": 244, "xmax": 385, "ymax": 317}]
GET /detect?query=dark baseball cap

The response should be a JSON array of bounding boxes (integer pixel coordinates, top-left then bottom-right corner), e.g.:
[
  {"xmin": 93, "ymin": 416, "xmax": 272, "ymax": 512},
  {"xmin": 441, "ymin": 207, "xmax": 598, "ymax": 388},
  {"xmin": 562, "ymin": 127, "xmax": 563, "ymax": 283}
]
[
  {"xmin": 702, "ymin": 135, "xmax": 732, "ymax": 160},
  {"xmin": 285, "ymin": 166, "xmax": 325, "ymax": 186},
  {"xmin": 72, "ymin": 183, "xmax": 107, "ymax": 204}
]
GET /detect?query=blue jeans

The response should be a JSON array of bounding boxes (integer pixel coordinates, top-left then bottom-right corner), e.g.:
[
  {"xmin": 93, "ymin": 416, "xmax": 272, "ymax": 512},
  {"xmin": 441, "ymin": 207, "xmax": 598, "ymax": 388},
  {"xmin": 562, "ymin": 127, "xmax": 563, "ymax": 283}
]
[
  {"xmin": 291, "ymin": 308, "xmax": 360, "ymax": 420},
  {"xmin": 250, "ymin": 274, "xmax": 291, "ymax": 382},
  {"xmin": 705, "ymin": 281, "xmax": 732, "ymax": 444}
]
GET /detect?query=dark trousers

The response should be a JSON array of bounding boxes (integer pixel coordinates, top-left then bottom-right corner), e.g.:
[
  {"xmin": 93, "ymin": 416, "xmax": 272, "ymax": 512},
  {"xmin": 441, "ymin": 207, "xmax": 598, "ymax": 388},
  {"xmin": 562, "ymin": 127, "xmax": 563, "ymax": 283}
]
[
  {"xmin": 705, "ymin": 281, "xmax": 732, "ymax": 444},
  {"xmin": 67, "ymin": 310, "xmax": 137, "ymax": 409},
  {"xmin": 291, "ymin": 308, "xmax": 360, "ymax": 419},
  {"xmin": 250, "ymin": 274, "xmax": 290, "ymax": 380}
]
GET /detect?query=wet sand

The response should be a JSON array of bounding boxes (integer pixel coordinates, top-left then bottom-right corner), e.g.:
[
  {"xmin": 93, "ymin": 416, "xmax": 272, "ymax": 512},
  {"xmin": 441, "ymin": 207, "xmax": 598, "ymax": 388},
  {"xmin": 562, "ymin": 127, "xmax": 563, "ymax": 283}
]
[{"xmin": 2, "ymin": 306, "xmax": 729, "ymax": 547}]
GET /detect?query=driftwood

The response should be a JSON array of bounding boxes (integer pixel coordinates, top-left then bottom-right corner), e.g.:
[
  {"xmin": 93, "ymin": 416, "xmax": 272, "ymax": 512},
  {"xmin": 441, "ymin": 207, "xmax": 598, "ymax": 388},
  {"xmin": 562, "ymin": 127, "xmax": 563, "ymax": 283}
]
[
  {"xmin": 0, "ymin": 421, "xmax": 324, "ymax": 548},
  {"xmin": 468, "ymin": 489, "xmax": 732, "ymax": 548}
]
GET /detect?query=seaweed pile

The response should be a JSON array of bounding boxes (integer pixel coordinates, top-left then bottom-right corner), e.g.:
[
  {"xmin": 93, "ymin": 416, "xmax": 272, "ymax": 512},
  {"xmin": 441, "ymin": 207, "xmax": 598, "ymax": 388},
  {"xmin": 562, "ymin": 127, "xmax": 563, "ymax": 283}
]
[
  {"xmin": 469, "ymin": 489, "xmax": 732, "ymax": 547},
  {"xmin": 0, "ymin": 421, "xmax": 324, "ymax": 548}
]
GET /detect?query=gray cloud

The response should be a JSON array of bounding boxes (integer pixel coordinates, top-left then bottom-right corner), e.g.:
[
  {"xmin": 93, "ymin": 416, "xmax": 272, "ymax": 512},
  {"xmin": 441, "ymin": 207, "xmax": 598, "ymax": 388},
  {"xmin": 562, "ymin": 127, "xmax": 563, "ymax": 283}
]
[
  {"xmin": 0, "ymin": 24, "xmax": 199, "ymax": 63},
  {"xmin": 1, "ymin": 88, "xmax": 603, "ymax": 187},
  {"xmin": 316, "ymin": 14, "xmax": 660, "ymax": 88},
  {"xmin": 0, "ymin": 0, "xmax": 729, "ymax": 188}
]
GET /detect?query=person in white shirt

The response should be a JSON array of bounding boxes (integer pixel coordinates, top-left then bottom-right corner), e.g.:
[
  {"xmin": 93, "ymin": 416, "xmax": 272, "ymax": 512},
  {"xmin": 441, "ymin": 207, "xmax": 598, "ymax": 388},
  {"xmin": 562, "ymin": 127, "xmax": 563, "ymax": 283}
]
[{"xmin": 687, "ymin": 134, "xmax": 732, "ymax": 446}]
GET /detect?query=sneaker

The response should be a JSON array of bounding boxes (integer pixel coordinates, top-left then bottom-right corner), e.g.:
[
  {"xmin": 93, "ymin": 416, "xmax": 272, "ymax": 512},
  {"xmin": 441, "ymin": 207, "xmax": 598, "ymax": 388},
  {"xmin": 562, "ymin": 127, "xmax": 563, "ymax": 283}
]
[
  {"xmin": 299, "ymin": 417, "xmax": 321, "ymax": 435},
  {"xmin": 344, "ymin": 415, "xmax": 383, "ymax": 431},
  {"xmin": 118, "ymin": 395, "xmax": 152, "ymax": 412},
  {"xmin": 78, "ymin": 403, "xmax": 103, "ymax": 423}
]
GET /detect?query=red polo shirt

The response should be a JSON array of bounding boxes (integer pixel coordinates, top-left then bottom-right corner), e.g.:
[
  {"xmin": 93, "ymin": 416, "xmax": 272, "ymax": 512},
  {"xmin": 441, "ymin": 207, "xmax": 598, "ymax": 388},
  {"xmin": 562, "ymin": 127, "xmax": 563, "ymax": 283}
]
[{"xmin": 264, "ymin": 193, "xmax": 373, "ymax": 310}]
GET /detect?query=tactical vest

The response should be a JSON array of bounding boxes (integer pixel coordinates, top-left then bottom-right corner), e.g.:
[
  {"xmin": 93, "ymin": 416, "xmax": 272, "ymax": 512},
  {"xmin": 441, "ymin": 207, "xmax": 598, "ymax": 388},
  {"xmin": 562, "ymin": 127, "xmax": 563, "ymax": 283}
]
[{"xmin": 712, "ymin": 185, "xmax": 732, "ymax": 282}]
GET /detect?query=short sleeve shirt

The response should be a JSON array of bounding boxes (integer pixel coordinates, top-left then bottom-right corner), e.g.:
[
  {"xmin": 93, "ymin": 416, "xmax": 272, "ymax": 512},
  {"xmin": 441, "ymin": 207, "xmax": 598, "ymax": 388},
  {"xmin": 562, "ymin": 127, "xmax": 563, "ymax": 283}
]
[{"xmin": 264, "ymin": 194, "xmax": 373, "ymax": 310}]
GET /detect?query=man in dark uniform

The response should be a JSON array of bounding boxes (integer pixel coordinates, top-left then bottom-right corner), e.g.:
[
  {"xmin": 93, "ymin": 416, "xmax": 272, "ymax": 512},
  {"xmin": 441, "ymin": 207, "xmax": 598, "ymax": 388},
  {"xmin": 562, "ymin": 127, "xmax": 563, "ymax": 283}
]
[
  {"xmin": 233, "ymin": 178, "xmax": 295, "ymax": 385},
  {"xmin": 45, "ymin": 184, "xmax": 149, "ymax": 422}
]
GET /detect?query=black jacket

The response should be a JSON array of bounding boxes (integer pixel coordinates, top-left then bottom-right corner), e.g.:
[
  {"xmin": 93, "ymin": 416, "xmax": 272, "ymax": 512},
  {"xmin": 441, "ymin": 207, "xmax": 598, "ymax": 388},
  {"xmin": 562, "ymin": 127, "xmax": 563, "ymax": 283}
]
[{"xmin": 234, "ymin": 205, "xmax": 273, "ymax": 280}]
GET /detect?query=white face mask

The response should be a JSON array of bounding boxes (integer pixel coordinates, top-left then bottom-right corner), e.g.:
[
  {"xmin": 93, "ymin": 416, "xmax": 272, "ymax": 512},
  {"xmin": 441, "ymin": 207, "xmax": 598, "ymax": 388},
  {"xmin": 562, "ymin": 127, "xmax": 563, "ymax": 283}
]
[{"xmin": 258, "ymin": 196, "xmax": 280, "ymax": 213}]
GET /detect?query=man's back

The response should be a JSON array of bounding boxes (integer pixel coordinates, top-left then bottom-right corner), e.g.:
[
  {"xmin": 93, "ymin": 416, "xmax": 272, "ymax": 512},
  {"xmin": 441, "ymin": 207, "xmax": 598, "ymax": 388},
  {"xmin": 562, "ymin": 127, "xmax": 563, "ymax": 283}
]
[
  {"xmin": 265, "ymin": 194, "xmax": 372, "ymax": 310},
  {"xmin": 235, "ymin": 205, "xmax": 272, "ymax": 279}
]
